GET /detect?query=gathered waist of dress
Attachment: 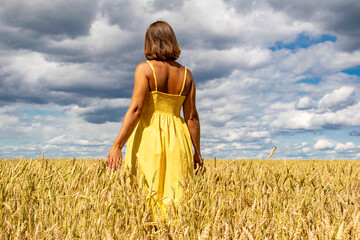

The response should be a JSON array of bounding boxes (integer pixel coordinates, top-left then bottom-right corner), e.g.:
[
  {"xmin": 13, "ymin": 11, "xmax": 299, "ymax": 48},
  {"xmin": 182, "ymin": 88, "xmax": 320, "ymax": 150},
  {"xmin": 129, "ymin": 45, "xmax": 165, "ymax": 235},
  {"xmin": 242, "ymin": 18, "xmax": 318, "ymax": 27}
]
[
  {"xmin": 156, "ymin": 105, "xmax": 182, "ymax": 115},
  {"xmin": 144, "ymin": 108, "xmax": 182, "ymax": 118},
  {"xmin": 141, "ymin": 91, "xmax": 186, "ymax": 117}
]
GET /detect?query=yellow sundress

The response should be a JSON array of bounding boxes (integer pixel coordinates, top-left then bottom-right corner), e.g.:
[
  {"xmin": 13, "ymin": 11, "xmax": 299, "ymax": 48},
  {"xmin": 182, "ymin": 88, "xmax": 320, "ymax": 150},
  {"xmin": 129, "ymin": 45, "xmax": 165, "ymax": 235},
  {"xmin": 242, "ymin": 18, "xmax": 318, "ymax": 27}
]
[{"xmin": 124, "ymin": 61, "xmax": 194, "ymax": 223}]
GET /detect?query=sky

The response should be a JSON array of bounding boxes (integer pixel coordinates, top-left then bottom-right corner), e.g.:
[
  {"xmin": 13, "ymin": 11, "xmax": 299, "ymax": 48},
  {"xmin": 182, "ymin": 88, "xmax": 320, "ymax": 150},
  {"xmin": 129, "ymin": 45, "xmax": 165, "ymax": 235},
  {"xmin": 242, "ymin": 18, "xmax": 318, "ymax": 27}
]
[{"xmin": 1, "ymin": 0, "xmax": 360, "ymax": 160}]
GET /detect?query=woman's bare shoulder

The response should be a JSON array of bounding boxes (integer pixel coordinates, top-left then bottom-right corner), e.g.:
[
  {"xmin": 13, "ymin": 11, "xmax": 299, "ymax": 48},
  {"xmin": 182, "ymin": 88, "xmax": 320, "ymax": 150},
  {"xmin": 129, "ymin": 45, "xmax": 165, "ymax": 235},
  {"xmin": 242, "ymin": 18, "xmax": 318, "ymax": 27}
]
[
  {"xmin": 186, "ymin": 67, "xmax": 193, "ymax": 76},
  {"xmin": 185, "ymin": 66, "xmax": 194, "ymax": 84},
  {"xmin": 134, "ymin": 61, "xmax": 152, "ymax": 76},
  {"xmin": 135, "ymin": 61, "xmax": 149, "ymax": 70}
]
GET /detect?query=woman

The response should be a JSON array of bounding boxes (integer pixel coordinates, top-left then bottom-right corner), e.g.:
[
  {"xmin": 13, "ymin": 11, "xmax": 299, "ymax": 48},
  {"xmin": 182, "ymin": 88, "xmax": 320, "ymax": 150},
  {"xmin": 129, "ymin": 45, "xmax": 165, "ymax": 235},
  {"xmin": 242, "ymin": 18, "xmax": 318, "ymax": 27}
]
[{"xmin": 107, "ymin": 21, "xmax": 203, "ymax": 222}]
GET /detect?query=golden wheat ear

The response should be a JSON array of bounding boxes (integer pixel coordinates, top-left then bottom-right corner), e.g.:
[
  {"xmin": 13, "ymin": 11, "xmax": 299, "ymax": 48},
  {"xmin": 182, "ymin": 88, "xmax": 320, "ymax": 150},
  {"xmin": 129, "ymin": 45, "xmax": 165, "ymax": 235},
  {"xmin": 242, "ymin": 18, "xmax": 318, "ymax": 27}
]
[{"xmin": 269, "ymin": 146, "xmax": 277, "ymax": 159}]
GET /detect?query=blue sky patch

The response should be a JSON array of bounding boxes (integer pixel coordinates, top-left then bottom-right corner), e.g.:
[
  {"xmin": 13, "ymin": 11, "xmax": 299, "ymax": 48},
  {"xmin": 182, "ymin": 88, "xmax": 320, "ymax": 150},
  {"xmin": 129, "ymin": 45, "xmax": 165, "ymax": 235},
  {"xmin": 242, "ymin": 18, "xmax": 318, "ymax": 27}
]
[
  {"xmin": 342, "ymin": 65, "xmax": 360, "ymax": 76},
  {"xmin": 296, "ymin": 77, "xmax": 321, "ymax": 85},
  {"xmin": 269, "ymin": 33, "xmax": 337, "ymax": 51},
  {"xmin": 276, "ymin": 128, "xmax": 360, "ymax": 146}
]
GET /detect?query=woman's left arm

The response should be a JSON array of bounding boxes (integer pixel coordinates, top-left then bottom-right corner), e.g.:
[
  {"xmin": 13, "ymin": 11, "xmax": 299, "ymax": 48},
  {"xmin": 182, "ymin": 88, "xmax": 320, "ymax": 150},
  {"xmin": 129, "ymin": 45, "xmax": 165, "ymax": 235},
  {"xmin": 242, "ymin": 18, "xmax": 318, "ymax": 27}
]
[{"xmin": 107, "ymin": 62, "xmax": 149, "ymax": 171}]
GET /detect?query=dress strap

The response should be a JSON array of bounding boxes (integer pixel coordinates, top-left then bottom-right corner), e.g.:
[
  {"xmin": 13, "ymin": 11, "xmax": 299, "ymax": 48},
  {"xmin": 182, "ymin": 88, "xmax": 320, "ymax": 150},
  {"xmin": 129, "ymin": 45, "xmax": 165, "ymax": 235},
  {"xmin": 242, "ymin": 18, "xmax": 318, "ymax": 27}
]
[
  {"xmin": 179, "ymin": 67, "xmax": 187, "ymax": 95},
  {"xmin": 146, "ymin": 61, "xmax": 158, "ymax": 91}
]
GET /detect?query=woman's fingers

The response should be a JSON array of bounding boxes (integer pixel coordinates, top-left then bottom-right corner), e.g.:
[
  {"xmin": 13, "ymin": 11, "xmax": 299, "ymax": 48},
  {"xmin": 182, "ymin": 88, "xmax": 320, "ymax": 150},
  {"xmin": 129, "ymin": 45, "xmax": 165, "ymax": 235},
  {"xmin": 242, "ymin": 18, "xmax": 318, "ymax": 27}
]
[
  {"xmin": 107, "ymin": 156, "xmax": 113, "ymax": 169},
  {"xmin": 108, "ymin": 156, "xmax": 115, "ymax": 171},
  {"xmin": 107, "ymin": 157, "xmax": 112, "ymax": 170},
  {"xmin": 107, "ymin": 156, "xmax": 122, "ymax": 171},
  {"xmin": 106, "ymin": 147, "xmax": 123, "ymax": 171},
  {"xmin": 106, "ymin": 154, "xmax": 110, "ymax": 167},
  {"xmin": 115, "ymin": 158, "xmax": 119, "ymax": 170},
  {"xmin": 112, "ymin": 158, "xmax": 117, "ymax": 171},
  {"xmin": 194, "ymin": 160, "xmax": 201, "ymax": 175}
]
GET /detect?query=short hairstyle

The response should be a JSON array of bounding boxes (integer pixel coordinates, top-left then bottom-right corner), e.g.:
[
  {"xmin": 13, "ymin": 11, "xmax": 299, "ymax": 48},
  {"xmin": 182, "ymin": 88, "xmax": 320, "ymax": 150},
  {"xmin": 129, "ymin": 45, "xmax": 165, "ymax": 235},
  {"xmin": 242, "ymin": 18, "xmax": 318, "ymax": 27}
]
[{"xmin": 144, "ymin": 21, "xmax": 181, "ymax": 61}]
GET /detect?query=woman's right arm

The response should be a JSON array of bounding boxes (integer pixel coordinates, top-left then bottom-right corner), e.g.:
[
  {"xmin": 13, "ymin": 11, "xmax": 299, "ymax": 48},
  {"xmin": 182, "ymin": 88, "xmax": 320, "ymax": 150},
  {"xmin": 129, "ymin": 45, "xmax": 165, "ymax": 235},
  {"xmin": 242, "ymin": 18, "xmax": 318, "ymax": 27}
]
[
  {"xmin": 183, "ymin": 70, "xmax": 203, "ymax": 173},
  {"xmin": 107, "ymin": 62, "xmax": 149, "ymax": 171}
]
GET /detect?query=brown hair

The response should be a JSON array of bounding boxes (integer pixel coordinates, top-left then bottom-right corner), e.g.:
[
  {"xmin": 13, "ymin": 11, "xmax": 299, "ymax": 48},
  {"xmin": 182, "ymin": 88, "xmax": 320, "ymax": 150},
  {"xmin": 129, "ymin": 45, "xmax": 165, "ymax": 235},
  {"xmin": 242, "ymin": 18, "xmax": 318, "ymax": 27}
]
[{"xmin": 144, "ymin": 21, "xmax": 181, "ymax": 60}]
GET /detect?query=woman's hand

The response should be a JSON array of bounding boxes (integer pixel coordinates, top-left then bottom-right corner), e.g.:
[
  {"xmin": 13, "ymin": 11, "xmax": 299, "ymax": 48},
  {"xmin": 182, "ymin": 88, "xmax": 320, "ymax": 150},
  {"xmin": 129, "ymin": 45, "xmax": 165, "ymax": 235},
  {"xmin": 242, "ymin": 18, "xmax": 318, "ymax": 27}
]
[
  {"xmin": 107, "ymin": 145, "xmax": 123, "ymax": 171},
  {"xmin": 193, "ymin": 152, "xmax": 204, "ymax": 175}
]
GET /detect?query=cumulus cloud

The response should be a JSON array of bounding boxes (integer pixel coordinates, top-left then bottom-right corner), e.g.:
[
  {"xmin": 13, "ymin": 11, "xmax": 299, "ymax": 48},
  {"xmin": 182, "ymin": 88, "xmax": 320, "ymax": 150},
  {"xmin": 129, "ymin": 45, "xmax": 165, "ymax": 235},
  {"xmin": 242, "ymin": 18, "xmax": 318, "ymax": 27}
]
[
  {"xmin": 64, "ymin": 98, "xmax": 131, "ymax": 124},
  {"xmin": 0, "ymin": 49, "xmax": 133, "ymax": 106},
  {"xmin": 335, "ymin": 142, "xmax": 356, "ymax": 150},
  {"xmin": 0, "ymin": 0, "xmax": 98, "ymax": 55},
  {"xmin": 266, "ymin": 0, "xmax": 360, "ymax": 51},
  {"xmin": 0, "ymin": 0, "xmax": 360, "ymax": 159},
  {"xmin": 0, "ymin": 113, "xmax": 19, "ymax": 128},
  {"xmin": 314, "ymin": 139, "xmax": 334, "ymax": 150},
  {"xmin": 318, "ymin": 86, "xmax": 356, "ymax": 111},
  {"xmin": 270, "ymin": 85, "xmax": 360, "ymax": 132},
  {"xmin": 0, "ymin": 102, "xmax": 120, "ymax": 158},
  {"xmin": 296, "ymin": 96, "xmax": 314, "ymax": 110}
]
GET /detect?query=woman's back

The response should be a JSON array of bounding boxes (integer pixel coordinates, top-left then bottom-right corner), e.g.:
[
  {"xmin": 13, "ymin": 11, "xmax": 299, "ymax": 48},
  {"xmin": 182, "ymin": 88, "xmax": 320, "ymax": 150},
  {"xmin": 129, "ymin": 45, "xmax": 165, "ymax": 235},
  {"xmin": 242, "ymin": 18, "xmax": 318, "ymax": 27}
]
[
  {"xmin": 145, "ymin": 60, "xmax": 190, "ymax": 97},
  {"xmin": 140, "ymin": 60, "xmax": 188, "ymax": 118}
]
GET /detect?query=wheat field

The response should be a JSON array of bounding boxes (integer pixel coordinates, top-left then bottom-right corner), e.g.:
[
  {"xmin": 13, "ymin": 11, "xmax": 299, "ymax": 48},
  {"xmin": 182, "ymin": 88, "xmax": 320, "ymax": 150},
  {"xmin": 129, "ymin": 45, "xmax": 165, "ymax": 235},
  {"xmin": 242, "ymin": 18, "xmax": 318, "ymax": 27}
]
[{"xmin": 1, "ymin": 158, "xmax": 360, "ymax": 239}]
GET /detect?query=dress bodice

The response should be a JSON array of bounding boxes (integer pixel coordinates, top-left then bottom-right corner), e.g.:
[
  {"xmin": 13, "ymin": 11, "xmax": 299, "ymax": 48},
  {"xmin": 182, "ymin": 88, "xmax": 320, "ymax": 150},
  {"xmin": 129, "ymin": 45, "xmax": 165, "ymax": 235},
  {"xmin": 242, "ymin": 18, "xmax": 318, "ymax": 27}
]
[{"xmin": 142, "ymin": 91, "xmax": 186, "ymax": 118}]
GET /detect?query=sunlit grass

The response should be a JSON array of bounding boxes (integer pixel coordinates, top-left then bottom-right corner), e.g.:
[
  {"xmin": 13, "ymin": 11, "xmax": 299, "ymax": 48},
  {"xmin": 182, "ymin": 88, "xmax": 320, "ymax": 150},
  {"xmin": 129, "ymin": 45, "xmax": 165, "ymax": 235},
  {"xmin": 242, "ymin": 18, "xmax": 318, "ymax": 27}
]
[{"xmin": 1, "ymin": 158, "xmax": 360, "ymax": 239}]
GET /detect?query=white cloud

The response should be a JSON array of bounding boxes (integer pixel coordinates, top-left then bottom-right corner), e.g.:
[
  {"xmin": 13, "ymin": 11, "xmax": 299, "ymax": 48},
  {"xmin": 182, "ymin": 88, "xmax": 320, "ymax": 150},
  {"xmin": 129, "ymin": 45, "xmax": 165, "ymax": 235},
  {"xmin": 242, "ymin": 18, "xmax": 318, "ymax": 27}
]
[
  {"xmin": 1, "ymin": 0, "xmax": 360, "ymax": 159},
  {"xmin": 302, "ymin": 147, "xmax": 312, "ymax": 153},
  {"xmin": 48, "ymin": 15, "xmax": 137, "ymax": 56},
  {"xmin": 188, "ymin": 46, "xmax": 272, "ymax": 74},
  {"xmin": 247, "ymin": 131, "xmax": 270, "ymax": 138},
  {"xmin": 314, "ymin": 139, "xmax": 334, "ymax": 150},
  {"xmin": 271, "ymin": 110, "xmax": 314, "ymax": 130},
  {"xmin": 65, "ymin": 98, "xmax": 131, "ymax": 115},
  {"xmin": 311, "ymin": 102, "xmax": 360, "ymax": 128},
  {"xmin": 335, "ymin": 142, "xmax": 356, "ymax": 150},
  {"xmin": 318, "ymin": 86, "xmax": 356, "ymax": 110},
  {"xmin": 296, "ymin": 96, "xmax": 314, "ymax": 110},
  {"xmin": 270, "ymin": 85, "xmax": 360, "ymax": 132},
  {"xmin": 0, "ymin": 112, "xmax": 19, "ymax": 128},
  {"xmin": 0, "ymin": 103, "xmax": 121, "ymax": 158},
  {"xmin": 1, "ymin": 50, "xmax": 57, "ymax": 84}
]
